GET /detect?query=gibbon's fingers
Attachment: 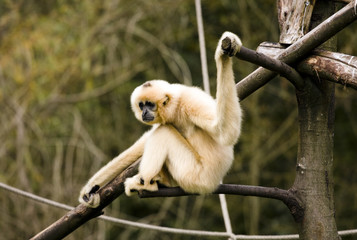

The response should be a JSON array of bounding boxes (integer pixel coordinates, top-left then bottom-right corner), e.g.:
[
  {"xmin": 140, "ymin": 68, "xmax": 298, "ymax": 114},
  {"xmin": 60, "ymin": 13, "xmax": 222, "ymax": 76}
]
[
  {"xmin": 215, "ymin": 31, "xmax": 242, "ymax": 61},
  {"xmin": 221, "ymin": 32, "xmax": 242, "ymax": 57}
]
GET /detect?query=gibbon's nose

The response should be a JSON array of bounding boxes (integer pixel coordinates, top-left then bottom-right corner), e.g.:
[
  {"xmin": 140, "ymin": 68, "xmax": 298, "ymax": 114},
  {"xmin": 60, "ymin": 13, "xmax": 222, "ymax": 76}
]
[{"xmin": 142, "ymin": 108, "xmax": 154, "ymax": 122}]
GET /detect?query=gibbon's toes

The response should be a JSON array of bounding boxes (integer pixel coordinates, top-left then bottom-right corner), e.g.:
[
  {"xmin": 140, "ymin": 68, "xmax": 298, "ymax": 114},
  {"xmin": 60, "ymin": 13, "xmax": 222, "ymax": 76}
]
[
  {"xmin": 79, "ymin": 184, "xmax": 101, "ymax": 208},
  {"xmin": 80, "ymin": 192, "xmax": 100, "ymax": 208},
  {"xmin": 125, "ymin": 175, "xmax": 159, "ymax": 196},
  {"xmin": 139, "ymin": 177, "xmax": 155, "ymax": 185}
]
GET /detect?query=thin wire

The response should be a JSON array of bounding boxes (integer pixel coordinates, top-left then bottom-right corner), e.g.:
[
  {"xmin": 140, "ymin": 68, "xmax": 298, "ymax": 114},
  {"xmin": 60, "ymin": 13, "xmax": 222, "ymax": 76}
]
[
  {"xmin": 1, "ymin": 182, "xmax": 357, "ymax": 239},
  {"xmin": 0, "ymin": 182, "xmax": 74, "ymax": 211},
  {"xmin": 219, "ymin": 185, "xmax": 235, "ymax": 239},
  {"xmin": 194, "ymin": 0, "xmax": 234, "ymax": 238},
  {"xmin": 195, "ymin": 0, "xmax": 210, "ymax": 95}
]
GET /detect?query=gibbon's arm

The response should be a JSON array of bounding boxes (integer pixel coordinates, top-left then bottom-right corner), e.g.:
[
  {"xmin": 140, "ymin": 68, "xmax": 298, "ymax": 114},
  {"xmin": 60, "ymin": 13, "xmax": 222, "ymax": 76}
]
[
  {"xmin": 190, "ymin": 32, "xmax": 242, "ymax": 146},
  {"xmin": 78, "ymin": 129, "xmax": 152, "ymax": 207}
]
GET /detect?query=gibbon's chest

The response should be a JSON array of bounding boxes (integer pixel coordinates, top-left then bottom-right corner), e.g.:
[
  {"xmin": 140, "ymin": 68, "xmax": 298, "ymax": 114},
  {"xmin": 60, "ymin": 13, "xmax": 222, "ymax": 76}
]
[{"xmin": 174, "ymin": 123, "xmax": 194, "ymax": 139}]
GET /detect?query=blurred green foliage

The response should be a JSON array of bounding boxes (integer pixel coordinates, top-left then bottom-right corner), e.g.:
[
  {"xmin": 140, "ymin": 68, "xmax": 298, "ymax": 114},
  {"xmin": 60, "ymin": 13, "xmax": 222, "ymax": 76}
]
[{"xmin": 0, "ymin": 1, "xmax": 356, "ymax": 239}]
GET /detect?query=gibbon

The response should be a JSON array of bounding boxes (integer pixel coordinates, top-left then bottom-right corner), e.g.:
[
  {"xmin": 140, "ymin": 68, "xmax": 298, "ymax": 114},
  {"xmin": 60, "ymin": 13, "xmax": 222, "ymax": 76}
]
[{"xmin": 79, "ymin": 32, "xmax": 243, "ymax": 208}]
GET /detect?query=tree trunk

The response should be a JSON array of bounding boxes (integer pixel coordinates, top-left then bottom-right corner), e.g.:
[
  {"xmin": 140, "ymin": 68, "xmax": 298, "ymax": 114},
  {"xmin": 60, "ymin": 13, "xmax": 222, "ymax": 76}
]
[{"xmin": 294, "ymin": 1, "xmax": 339, "ymax": 239}]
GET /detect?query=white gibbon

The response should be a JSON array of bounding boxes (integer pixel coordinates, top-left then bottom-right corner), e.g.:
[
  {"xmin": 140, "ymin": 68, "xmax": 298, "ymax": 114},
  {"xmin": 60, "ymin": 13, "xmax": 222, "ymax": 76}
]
[{"xmin": 79, "ymin": 32, "xmax": 243, "ymax": 208}]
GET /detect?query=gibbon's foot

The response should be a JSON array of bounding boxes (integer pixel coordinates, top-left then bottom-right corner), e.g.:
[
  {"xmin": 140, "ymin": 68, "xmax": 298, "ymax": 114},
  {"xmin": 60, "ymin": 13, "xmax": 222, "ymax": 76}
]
[
  {"xmin": 216, "ymin": 31, "xmax": 242, "ymax": 59},
  {"xmin": 124, "ymin": 174, "xmax": 159, "ymax": 196},
  {"xmin": 79, "ymin": 184, "xmax": 101, "ymax": 208}
]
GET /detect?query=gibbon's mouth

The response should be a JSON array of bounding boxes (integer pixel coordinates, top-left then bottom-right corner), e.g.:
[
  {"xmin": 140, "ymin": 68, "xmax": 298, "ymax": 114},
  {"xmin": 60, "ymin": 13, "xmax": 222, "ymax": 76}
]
[{"xmin": 143, "ymin": 116, "xmax": 155, "ymax": 122}]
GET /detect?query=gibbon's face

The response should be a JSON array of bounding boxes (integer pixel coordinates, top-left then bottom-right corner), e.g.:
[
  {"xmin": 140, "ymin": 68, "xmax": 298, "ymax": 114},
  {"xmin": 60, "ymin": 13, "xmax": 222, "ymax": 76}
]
[
  {"xmin": 131, "ymin": 80, "xmax": 171, "ymax": 125},
  {"xmin": 138, "ymin": 100, "xmax": 157, "ymax": 123}
]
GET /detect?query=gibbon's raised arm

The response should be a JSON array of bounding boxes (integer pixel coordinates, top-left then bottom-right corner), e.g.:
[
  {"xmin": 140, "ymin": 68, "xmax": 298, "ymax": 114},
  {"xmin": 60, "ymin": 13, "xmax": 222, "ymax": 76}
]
[
  {"xmin": 186, "ymin": 32, "xmax": 242, "ymax": 146},
  {"xmin": 78, "ymin": 130, "xmax": 151, "ymax": 207}
]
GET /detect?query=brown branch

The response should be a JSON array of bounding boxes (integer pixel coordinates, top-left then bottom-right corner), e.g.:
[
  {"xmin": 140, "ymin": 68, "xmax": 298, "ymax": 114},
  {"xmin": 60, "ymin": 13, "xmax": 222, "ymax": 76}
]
[
  {"xmin": 30, "ymin": 160, "xmax": 140, "ymax": 240},
  {"xmin": 236, "ymin": 1, "xmax": 357, "ymax": 101},
  {"xmin": 139, "ymin": 184, "xmax": 304, "ymax": 222},
  {"xmin": 236, "ymin": 46, "xmax": 305, "ymax": 90},
  {"xmin": 31, "ymin": 155, "xmax": 304, "ymax": 239}
]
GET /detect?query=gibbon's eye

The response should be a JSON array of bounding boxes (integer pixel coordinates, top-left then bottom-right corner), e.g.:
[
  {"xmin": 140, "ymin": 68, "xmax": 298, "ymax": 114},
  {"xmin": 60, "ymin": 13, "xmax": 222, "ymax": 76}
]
[
  {"xmin": 138, "ymin": 102, "xmax": 144, "ymax": 110},
  {"xmin": 162, "ymin": 95, "xmax": 169, "ymax": 106},
  {"xmin": 145, "ymin": 101, "xmax": 156, "ymax": 110}
]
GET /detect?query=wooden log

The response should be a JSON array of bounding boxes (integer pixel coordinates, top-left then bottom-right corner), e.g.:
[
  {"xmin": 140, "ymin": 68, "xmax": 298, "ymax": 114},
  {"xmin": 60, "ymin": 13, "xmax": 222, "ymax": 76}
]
[
  {"xmin": 257, "ymin": 42, "xmax": 357, "ymax": 90},
  {"xmin": 277, "ymin": 0, "xmax": 316, "ymax": 44}
]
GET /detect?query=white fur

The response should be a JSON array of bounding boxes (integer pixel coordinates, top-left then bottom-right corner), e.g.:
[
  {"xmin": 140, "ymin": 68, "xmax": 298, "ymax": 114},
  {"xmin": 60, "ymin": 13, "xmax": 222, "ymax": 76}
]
[{"xmin": 79, "ymin": 32, "xmax": 243, "ymax": 208}]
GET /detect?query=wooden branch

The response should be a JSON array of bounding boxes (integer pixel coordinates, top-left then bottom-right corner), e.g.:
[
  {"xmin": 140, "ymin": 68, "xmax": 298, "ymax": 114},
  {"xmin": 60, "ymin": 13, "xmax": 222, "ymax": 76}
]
[
  {"xmin": 31, "ymin": 154, "xmax": 305, "ymax": 239},
  {"xmin": 139, "ymin": 184, "xmax": 304, "ymax": 222},
  {"xmin": 333, "ymin": 0, "xmax": 352, "ymax": 3},
  {"xmin": 236, "ymin": 1, "xmax": 357, "ymax": 101},
  {"xmin": 257, "ymin": 42, "xmax": 357, "ymax": 90},
  {"xmin": 30, "ymin": 160, "xmax": 140, "ymax": 240},
  {"xmin": 236, "ymin": 46, "xmax": 305, "ymax": 90}
]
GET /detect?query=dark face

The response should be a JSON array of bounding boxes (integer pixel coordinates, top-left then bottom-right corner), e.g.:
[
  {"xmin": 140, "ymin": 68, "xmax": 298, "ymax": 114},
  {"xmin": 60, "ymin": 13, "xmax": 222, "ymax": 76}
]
[{"xmin": 139, "ymin": 101, "xmax": 157, "ymax": 122}]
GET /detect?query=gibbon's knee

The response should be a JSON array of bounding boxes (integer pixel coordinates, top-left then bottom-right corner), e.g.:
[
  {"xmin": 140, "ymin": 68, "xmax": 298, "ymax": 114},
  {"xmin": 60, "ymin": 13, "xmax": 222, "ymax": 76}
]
[
  {"xmin": 139, "ymin": 125, "xmax": 201, "ymax": 181},
  {"xmin": 150, "ymin": 125, "xmax": 200, "ymax": 162},
  {"xmin": 147, "ymin": 125, "xmax": 173, "ymax": 145}
]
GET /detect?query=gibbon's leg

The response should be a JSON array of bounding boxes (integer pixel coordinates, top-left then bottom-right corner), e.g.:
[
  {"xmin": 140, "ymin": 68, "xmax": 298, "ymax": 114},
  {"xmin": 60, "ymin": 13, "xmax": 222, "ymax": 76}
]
[
  {"xmin": 79, "ymin": 130, "xmax": 150, "ymax": 207},
  {"xmin": 124, "ymin": 125, "xmax": 201, "ymax": 196}
]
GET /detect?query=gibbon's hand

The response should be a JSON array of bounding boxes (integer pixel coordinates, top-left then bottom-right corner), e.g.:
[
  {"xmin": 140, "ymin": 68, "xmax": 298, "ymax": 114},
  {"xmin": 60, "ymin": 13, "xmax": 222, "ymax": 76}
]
[
  {"xmin": 215, "ymin": 31, "xmax": 242, "ymax": 60},
  {"xmin": 79, "ymin": 184, "xmax": 101, "ymax": 208},
  {"xmin": 124, "ymin": 174, "xmax": 160, "ymax": 196}
]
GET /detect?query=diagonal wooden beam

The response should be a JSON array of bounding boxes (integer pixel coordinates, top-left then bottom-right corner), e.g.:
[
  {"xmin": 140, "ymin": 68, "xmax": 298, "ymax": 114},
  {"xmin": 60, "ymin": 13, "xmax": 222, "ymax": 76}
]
[
  {"xmin": 236, "ymin": 1, "xmax": 357, "ymax": 101},
  {"xmin": 30, "ymin": 160, "xmax": 140, "ymax": 240}
]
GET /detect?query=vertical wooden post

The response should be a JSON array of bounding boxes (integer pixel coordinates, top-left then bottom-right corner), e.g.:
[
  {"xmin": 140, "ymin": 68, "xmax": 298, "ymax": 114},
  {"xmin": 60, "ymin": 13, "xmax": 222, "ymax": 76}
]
[
  {"xmin": 292, "ymin": 1, "xmax": 339, "ymax": 239},
  {"xmin": 277, "ymin": 0, "xmax": 316, "ymax": 44}
]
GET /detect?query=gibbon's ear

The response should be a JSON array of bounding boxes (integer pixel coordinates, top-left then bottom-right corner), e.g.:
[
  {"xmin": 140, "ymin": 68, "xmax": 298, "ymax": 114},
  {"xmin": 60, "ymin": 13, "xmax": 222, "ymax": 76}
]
[{"xmin": 162, "ymin": 95, "xmax": 170, "ymax": 106}]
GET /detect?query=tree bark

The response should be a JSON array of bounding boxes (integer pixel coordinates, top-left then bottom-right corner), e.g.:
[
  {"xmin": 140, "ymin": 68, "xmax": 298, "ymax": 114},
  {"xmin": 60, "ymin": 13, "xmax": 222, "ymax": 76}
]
[
  {"xmin": 277, "ymin": 0, "xmax": 316, "ymax": 44},
  {"xmin": 293, "ymin": 1, "xmax": 339, "ymax": 239}
]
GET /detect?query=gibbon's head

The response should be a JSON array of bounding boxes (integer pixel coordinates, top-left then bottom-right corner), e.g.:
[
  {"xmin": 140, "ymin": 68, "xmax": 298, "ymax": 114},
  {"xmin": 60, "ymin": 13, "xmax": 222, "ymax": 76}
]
[{"xmin": 131, "ymin": 80, "xmax": 175, "ymax": 125}]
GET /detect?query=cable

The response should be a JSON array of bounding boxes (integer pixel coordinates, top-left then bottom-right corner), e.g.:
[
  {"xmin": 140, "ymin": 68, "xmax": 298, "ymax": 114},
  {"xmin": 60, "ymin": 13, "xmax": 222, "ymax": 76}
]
[
  {"xmin": 194, "ymin": 1, "xmax": 235, "ymax": 239},
  {"xmin": 195, "ymin": 0, "xmax": 210, "ymax": 95}
]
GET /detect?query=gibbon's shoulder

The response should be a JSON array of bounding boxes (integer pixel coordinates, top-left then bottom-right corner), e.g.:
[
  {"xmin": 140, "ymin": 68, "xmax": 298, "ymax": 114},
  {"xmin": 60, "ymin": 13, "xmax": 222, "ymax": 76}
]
[
  {"xmin": 171, "ymin": 83, "xmax": 216, "ymax": 113},
  {"xmin": 171, "ymin": 83, "xmax": 212, "ymax": 98}
]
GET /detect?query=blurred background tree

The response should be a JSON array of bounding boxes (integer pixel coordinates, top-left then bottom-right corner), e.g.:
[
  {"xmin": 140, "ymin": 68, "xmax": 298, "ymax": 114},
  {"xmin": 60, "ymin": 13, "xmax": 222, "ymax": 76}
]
[{"xmin": 0, "ymin": 1, "xmax": 356, "ymax": 239}]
